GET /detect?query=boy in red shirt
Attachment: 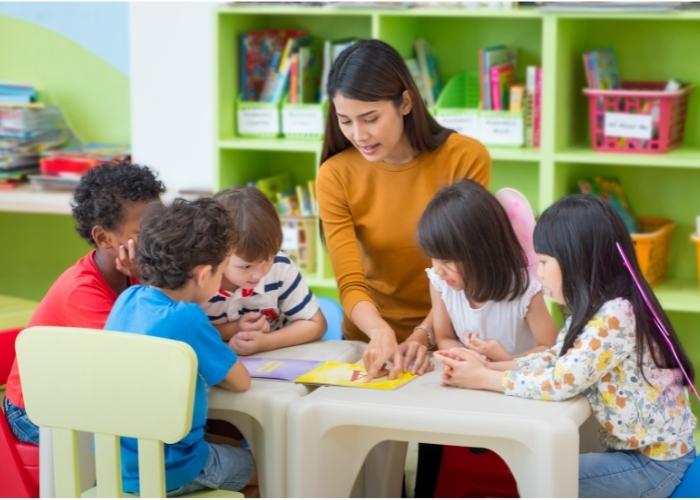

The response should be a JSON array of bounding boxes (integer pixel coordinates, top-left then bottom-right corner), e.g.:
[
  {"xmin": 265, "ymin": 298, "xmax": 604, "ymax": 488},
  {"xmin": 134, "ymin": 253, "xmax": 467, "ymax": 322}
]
[{"xmin": 3, "ymin": 162, "xmax": 165, "ymax": 444}]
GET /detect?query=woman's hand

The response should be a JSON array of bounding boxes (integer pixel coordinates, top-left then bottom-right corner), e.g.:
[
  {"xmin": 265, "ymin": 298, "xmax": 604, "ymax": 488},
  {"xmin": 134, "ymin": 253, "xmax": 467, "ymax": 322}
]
[
  {"xmin": 399, "ymin": 329, "xmax": 433, "ymax": 375},
  {"xmin": 462, "ymin": 333, "xmax": 512, "ymax": 362},
  {"xmin": 363, "ymin": 326, "xmax": 402, "ymax": 380}
]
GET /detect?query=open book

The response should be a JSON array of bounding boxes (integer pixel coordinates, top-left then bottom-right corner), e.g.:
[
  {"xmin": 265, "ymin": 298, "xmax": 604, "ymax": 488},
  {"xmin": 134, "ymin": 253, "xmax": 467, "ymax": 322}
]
[
  {"xmin": 294, "ymin": 361, "xmax": 416, "ymax": 390},
  {"xmin": 240, "ymin": 357, "xmax": 322, "ymax": 381}
]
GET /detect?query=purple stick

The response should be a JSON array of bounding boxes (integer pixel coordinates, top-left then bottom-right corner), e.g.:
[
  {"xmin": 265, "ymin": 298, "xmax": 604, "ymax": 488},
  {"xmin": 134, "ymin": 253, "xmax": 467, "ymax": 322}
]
[{"xmin": 616, "ymin": 242, "xmax": 699, "ymax": 401}]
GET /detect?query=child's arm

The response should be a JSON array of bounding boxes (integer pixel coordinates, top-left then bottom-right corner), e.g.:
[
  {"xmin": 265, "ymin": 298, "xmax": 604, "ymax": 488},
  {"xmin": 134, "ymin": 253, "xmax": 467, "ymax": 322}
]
[
  {"xmin": 234, "ymin": 309, "xmax": 327, "ymax": 355},
  {"xmin": 468, "ymin": 291, "xmax": 558, "ymax": 361},
  {"xmin": 215, "ymin": 312, "xmax": 270, "ymax": 342},
  {"xmin": 513, "ymin": 291, "xmax": 558, "ymax": 357},
  {"xmin": 217, "ymin": 359, "xmax": 251, "ymax": 392},
  {"xmin": 430, "ymin": 284, "xmax": 463, "ymax": 350}
]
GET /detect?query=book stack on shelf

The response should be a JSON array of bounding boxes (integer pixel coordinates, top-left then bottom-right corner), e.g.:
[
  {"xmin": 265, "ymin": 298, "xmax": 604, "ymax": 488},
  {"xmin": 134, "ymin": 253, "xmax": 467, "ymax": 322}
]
[
  {"xmin": 255, "ymin": 172, "xmax": 317, "ymax": 272},
  {"xmin": 29, "ymin": 144, "xmax": 130, "ymax": 192},
  {"xmin": 432, "ymin": 44, "xmax": 541, "ymax": 148},
  {"xmin": 238, "ymin": 28, "xmax": 356, "ymax": 139},
  {"xmin": 0, "ymin": 86, "xmax": 73, "ymax": 190}
]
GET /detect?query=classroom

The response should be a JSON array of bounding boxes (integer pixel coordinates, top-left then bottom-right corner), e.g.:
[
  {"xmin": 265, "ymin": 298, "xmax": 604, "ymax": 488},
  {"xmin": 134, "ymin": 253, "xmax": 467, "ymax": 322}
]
[{"xmin": 1, "ymin": 1, "xmax": 700, "ymax": 498}]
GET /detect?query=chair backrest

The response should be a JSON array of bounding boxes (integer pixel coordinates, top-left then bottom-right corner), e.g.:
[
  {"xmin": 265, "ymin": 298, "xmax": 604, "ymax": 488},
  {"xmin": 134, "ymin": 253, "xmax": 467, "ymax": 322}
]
[
  {"xmin": 671, "ymin": 453, "xmax": 700, "ymax": 497},
  {"xmin": 0, "ymin": 327, "xmax": 22, "ymax": 384},
  {"xmin": 318, "ymin": 296, "xmax": 344, "ymax": 341},
  {"xmin": 16, "ymin": 326, "xmax": 198, "ymax": 497}
]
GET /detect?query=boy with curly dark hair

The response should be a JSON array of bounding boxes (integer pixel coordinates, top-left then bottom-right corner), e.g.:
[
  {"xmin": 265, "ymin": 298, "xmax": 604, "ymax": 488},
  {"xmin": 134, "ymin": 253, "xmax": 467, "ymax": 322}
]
[
  {"xmin": 3, "ymin": 162, "xmax": 165, "ymax": 445},
  {"xmin": 105, "ymin": 198, "xmax": 257, "ymax": 496}
]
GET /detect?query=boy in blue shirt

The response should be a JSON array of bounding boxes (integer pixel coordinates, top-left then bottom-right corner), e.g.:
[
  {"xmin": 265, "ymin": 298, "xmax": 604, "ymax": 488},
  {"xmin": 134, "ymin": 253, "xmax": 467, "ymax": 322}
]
[{"xmin": 105, "ymin": 198, "xmax": 257, "ymax": 496}]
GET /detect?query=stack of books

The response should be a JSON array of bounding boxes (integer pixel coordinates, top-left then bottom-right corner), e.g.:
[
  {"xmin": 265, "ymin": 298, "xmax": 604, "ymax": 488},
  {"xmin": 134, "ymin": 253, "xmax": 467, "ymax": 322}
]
[
  {"xmin": 406, "ymin": 39, "xmax": 443, "ymax": 108},
  {"xmin": 29, "ymin": 144, "xmax": 130, "ymax": 192},
  {"xmin": 0, "ymin": 103, "xmax": 72, "ymax": 190}
]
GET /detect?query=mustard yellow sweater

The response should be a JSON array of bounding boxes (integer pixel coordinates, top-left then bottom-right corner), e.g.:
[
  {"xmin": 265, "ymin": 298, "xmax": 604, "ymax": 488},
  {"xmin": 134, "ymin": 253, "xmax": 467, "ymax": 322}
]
[{"xmin": 317, "ymin": 133, "xmax": 491, "ymax": 342}]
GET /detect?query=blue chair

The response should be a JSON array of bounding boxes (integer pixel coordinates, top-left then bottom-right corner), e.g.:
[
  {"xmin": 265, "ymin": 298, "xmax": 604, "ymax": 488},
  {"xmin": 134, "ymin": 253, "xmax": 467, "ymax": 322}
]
[
  {"xmin": 671, "ymin": 453, "xmax": 700, "ymax": 497},
  {"xmin": 318, "ymin": 296, "xmax": 344, "ymax": 340}
]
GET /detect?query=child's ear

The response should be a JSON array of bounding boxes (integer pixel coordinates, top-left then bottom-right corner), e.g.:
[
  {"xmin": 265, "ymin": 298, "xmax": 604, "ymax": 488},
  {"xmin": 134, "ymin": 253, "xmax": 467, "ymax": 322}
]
[
  {"xmin": 193, "ymin": 264, "xmax": 213, "ymax": 288},
  {"xmin": 92, "ymin": 226, "xmax": 114, "ymax": 250}
]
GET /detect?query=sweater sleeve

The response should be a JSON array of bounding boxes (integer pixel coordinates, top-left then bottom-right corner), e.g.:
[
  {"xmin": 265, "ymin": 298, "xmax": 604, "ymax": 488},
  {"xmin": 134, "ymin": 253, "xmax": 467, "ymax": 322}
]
[{"xmin": 316, "ymin": 162, "xmax": 375, "ymax": 315}]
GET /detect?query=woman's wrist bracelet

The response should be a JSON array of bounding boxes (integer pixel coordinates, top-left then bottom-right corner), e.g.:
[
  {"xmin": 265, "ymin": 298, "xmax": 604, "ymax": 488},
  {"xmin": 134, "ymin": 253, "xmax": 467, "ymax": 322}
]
[{"xmin": 413, "ymin": 324, "xmax": 436, "ymax": 349}]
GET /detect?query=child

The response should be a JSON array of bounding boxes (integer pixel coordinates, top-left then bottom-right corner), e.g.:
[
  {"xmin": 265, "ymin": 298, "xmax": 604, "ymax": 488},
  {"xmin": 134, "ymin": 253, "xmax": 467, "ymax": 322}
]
[
  {"xmin": 204, "ymin": 186, "xmax": 326, "ymax": 356},
  {"xmin": 436, "ymin": 194, "xmax": 697, "ymax": 497},
  {"xmin": 105, "ymin": 198, "xmax": 257, "ymax": 496},
  {"xmin": 417, "ymin": 180, "xmax": 557, "ymax": 361},
  {"xmin": 3, "ymin": 162, "xmax": 164, "ymax": 445}
]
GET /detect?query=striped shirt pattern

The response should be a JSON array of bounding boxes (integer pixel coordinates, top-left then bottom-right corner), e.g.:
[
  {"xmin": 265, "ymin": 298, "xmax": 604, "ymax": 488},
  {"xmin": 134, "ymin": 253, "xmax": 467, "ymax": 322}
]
[{"xmin": 204, "ymin": 252, "xmax": 319, "ymax": 331}]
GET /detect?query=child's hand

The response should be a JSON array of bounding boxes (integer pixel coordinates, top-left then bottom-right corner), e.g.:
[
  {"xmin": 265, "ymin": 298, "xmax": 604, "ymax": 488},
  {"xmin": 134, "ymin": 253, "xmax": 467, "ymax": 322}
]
[
  {"xmin": 435, "ymin": 347, "xmax": 487, "ymax": 364},
  {"xmin": 462, "ymin": 333, "xmax": 512, "ymax": 362},
  {"xmin": 228, "ymin": 330, "xmax": 268, "ymax": 356},
  {"xmin": 115, "ymin": 238, "xmax": 138, "ymax": 278},
  {"xmin": 435, "ymin": 350, "xmax": 487, "ymax": 389},
  {"xmin": 237, "ymin": 312, "xmax": 271, "ymax": 333}
]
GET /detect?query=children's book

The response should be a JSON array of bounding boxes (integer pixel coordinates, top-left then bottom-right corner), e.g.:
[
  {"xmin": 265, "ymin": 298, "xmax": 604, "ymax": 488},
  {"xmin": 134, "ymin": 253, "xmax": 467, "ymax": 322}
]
[
  {"xmin": 414, "ymin": 38, "xmax": 442, "ymax": 108},
  {"xmin": 582, "ymin": 48, "xmax": 621, "ymax": 90},
  {"xmin": 240, "ymin": 357, "xmax": 322, "ymax": 381},
  {"xmin": 294, "ymin": 361, "xmax": 417, "ymax": 390}
]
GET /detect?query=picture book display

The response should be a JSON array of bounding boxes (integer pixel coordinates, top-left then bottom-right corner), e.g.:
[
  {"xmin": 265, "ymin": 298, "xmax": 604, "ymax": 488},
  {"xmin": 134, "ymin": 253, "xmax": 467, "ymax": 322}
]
[{"xmin": 294, "ymin": 361, "xmax": 417, "ymax": 390}]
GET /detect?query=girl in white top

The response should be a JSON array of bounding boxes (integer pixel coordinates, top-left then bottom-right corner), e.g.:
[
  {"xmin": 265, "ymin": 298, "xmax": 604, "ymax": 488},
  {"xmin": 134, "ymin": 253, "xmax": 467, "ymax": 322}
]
[{"xmin": 417, "ymin": 180, "xmax": 557, "ymax": 361}]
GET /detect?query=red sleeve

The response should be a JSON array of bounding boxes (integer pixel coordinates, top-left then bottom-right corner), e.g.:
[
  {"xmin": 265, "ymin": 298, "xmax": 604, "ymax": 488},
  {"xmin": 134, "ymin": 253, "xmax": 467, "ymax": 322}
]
[{"xmin": 61, "ymin": 284, "xmax": 116, "ymax": 329}]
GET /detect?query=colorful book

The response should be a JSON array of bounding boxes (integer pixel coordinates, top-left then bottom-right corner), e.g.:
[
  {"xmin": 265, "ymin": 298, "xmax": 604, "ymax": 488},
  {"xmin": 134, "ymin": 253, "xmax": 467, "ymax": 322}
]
[
  {"xmin": 414, "ymin": 38, "xmax": 442, "ymax": 108},
  {"xmin": 489, "ymin": 63, "xmax": 515, "ymax": 111},
  {"xmin": 240, "ymin": 357, "xmax": 322, "ymax": 381},
  {"xmin": 480, "ymin": 45, "xmax": 517, "ymax": 110},
  {"xmin": 298, "ymin": 42, "xmax": 322, "ymax": 104},
  {"xmin": 582, "ymin": 48, "xmax": 621, "ymax": 90},
  {"xmin": 294, "ymin": 361, "xmax": 417, "ymax": 390},
  {"xmin": 533, "ymin": 66, "xmax": 542, "ymax": 148},
  {"xmin": 509, "ymin": 84, "xmax": 525, "ymax": 112}
]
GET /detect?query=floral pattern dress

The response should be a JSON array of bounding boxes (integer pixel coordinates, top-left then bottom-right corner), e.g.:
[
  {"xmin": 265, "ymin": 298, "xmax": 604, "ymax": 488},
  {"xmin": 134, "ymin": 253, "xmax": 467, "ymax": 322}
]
[{"xmin": 503, "ymin": 298, "xmax": 696, "ymax": 460}]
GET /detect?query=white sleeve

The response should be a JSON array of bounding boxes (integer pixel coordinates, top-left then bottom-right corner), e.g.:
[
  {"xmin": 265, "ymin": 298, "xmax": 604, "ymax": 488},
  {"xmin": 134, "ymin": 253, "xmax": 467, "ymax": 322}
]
[
  {"xmin": 519, "ymin": 273, "xmax": 543, "ymax": 319},
  {"xmin": 278, "ymin": 254, "xmax": 319, "ymax": 321},
  {"xmin": 426, "ymin": 267, "xmax": 448, "ymax": 296}
]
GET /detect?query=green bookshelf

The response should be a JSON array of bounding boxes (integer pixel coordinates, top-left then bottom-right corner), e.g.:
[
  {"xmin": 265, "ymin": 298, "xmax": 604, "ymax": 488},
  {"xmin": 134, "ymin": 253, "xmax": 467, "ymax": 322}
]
[{"xmin": 215, "ymin": 5, "xmax": 700, "ymax": 368}]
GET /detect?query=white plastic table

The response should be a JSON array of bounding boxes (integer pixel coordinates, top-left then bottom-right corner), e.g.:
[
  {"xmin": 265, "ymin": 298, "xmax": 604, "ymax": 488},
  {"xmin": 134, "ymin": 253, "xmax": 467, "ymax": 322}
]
[
  {"xmin": 207, "ymin": 339, "xmax": 365, "ymax": 497},
  {"xmin": 287, "ymin": 368, "xmax": 592, "ymax": 498}
]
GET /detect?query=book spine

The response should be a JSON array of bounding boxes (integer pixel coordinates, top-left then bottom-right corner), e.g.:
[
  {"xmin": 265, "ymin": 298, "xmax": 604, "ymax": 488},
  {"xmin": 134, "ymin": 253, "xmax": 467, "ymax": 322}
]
[{"xmin": 533, "ymin": 66, "xmax": 542, "ymax": 148}]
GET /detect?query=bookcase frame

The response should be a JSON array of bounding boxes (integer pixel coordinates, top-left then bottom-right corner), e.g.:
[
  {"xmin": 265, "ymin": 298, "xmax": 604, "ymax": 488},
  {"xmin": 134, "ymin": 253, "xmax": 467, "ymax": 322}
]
[{"xmin": 216, "ymin": 5, "xmax": 700, "ymax": 423}]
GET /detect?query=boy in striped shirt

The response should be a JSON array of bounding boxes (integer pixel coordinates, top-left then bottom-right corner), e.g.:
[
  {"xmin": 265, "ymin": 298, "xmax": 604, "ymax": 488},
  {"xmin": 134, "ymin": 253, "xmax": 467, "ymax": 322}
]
[{"xmin": 205, "ymin": 186, "xmax": 327, "ymax": 355}]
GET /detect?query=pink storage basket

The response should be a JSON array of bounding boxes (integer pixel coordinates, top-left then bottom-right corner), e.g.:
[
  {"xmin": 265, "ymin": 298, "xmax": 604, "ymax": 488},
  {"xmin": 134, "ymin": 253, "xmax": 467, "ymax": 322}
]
[{"xmin": 583, "ymin": 82, "xmax": 692, "ymax": 154}]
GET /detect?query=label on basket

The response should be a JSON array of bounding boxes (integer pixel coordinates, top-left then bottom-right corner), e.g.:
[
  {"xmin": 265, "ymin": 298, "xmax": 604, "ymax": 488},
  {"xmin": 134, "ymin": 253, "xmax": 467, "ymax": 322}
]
[
  {"xmin": 238, "ymin": 108, "xmax": 279, "ymax": 135},
  {"xmin": 604, "ymin": 112, "xmax": 653, "ymax": 140},
  {"xmin": 435, "ymin": 114, "xmax": 478, "ymax": 137},
  {"xmin": 478, "ymin": 115, "xmax": 523, "ymax": 145},
  {"xmin": 283, "ymin": 108, "xmax": 324, "ymax": 136},
  {"xmin": 282, "ymin": 226, "xmax": 299, "ymax": 251}
]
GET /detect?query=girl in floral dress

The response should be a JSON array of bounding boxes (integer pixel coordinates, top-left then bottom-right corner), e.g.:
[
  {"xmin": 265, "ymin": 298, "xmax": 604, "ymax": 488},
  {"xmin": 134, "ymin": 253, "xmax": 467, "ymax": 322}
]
[{"xmin": 435, "ymin": 194, "xmax": 697, "ymax": 497}]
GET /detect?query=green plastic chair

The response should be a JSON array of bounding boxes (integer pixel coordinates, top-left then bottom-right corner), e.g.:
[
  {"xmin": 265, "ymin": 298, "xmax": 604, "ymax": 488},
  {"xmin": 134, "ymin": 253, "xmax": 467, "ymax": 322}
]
[{"xmin": 16, "ymin": 326, "xmax": 242, "ymax": 498}]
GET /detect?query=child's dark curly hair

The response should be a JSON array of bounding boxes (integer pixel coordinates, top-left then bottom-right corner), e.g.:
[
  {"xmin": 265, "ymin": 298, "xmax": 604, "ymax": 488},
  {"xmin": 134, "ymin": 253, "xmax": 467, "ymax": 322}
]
[
  {"xmin": 136, "ymin": 198, "xmax": 234, "ymax": 290},
  {"xmin": 71, "ymin": 162, "xmax": 165, "ymax": 245}
]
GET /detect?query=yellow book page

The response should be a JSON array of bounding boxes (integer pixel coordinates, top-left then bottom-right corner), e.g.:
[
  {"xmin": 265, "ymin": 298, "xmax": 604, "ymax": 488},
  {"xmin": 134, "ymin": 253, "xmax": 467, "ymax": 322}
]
[{"xmin": 294, "ymin": 361, "xmax": 416, "ymax": 390}]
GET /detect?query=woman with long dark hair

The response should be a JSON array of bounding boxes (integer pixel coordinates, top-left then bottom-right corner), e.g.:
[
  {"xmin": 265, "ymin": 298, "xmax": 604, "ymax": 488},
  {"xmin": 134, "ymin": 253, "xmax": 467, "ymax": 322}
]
[{"xmin": 317, "ymin": 39, "xmax": 491, "ymax": 380}]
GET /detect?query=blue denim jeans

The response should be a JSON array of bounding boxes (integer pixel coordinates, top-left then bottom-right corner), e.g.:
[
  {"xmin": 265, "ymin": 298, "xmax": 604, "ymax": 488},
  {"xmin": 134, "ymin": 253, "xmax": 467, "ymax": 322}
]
[
  {"xmin": 166, "ymin": 442, "xmax": 254, "ymax": 497},
  {"xmin": 579, "ymin": 448, "xmax": 695, "ymax": 497},
  {"xmin": 3, "ymin": 396, "xmax": 39, "ymax": 445}
]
